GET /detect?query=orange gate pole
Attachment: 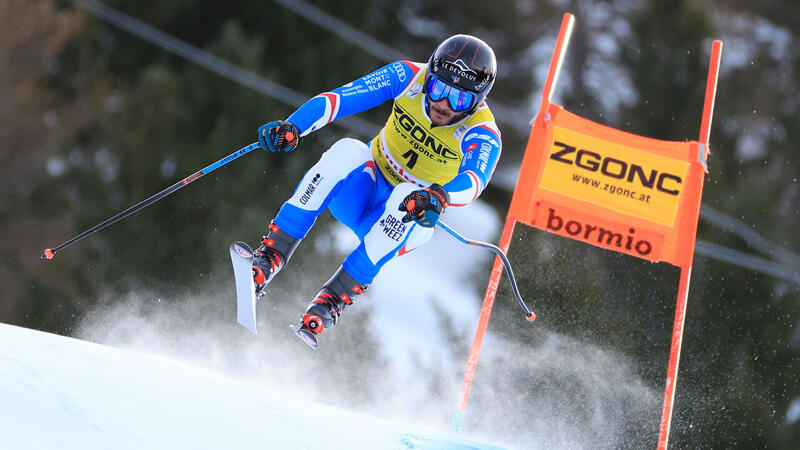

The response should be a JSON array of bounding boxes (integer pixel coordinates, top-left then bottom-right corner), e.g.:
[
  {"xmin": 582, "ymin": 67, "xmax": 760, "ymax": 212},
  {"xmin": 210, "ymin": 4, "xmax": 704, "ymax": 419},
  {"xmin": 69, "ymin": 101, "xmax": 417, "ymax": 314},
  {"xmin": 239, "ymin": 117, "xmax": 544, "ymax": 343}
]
[
  {"xmin": 451, "ymin": 12, "xmax": 576, "ymax": 431},
  {"xmin": 451, "ymin": 220, "xmax": 516, "ymax": 430},
  {"xmin": 657, "ymin": 39, "xmax": 722, "ymax": 449}
]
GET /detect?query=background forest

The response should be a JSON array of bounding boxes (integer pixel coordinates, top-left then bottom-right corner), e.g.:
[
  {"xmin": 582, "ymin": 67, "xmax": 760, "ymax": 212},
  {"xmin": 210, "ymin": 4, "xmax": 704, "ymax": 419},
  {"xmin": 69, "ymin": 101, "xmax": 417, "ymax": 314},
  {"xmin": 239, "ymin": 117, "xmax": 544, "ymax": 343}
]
[{"xmin": 2, "ymin": 0, "xmax": 799, "ymax": 448}]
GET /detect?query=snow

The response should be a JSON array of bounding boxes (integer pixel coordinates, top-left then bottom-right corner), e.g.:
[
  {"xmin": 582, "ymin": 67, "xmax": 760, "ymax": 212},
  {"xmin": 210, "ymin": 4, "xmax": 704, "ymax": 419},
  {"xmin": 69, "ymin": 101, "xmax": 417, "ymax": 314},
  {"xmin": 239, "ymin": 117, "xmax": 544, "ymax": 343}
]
[
  {"xmin": 7, "ymin": 199, "xmax": 659, "ymax": 448},
  {"xmin": 0, "ymin": 323, "xmax": 503, "ymax": 450},
  {"xmin": 0, "ymin": 203, "xmax": 515, "ymax": 449}
]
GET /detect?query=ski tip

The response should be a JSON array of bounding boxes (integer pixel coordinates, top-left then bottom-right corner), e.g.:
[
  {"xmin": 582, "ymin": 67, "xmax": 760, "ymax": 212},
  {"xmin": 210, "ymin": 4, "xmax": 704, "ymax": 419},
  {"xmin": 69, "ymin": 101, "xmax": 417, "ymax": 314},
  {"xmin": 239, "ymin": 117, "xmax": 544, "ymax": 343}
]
[
  {"xmin": 42, "ymin": 248, "xmax": 55, "ymax": 260},
  {"xmin": 290, "ymin": 324, "xmax": 319, "ymax": 350},
  {"xmin": 238, "ymin": 320, "xmax": 258, "ymax": 335},
  {"xmin": 231, "ymin": 242, "xmax": 254, "ymax": 259}
]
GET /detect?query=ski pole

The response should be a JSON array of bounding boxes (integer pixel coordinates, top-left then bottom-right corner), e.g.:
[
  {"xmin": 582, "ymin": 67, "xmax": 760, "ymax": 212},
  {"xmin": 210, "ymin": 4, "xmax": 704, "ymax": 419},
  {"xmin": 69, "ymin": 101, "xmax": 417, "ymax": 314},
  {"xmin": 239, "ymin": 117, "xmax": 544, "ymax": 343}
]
[
  {"xmin": 437, "ymin": 220, "xmax": 536, "ymax": 321},
  {"xmin": 42, "ymin": 142, "xmax": 261, "ymax": 260}
]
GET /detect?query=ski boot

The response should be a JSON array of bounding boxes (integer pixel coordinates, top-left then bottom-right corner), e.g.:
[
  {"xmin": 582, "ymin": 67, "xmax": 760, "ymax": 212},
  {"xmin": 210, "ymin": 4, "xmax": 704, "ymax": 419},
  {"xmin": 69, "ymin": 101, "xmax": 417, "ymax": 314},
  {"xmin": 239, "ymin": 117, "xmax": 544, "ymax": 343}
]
[
  {"xmin": 292, "ymin": 267, "xmax": 369, "ymax": 349},
  {"xmin": 252, "ymin": 221, "xmax": 301, "ymax": 297}
]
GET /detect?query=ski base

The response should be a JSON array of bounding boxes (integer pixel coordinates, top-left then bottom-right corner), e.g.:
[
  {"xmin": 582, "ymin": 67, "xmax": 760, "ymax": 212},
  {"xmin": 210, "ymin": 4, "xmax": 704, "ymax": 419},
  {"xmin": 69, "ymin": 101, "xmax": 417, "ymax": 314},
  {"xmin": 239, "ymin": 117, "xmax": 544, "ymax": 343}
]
[
  {"xmin": 230, "ymin": 242, "xmax": 258, "ymax": 334},
  {"xmin": 290, "ymin": 324, "xmax": 319, "ymax": 350}
]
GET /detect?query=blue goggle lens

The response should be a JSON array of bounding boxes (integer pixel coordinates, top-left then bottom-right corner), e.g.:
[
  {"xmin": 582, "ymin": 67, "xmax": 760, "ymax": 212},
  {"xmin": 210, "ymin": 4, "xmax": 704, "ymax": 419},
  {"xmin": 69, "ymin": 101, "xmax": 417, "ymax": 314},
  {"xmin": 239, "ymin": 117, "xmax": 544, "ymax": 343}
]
[{"xmin": 425, "ymin": 74, "xmax": 477, "ymax": 112}]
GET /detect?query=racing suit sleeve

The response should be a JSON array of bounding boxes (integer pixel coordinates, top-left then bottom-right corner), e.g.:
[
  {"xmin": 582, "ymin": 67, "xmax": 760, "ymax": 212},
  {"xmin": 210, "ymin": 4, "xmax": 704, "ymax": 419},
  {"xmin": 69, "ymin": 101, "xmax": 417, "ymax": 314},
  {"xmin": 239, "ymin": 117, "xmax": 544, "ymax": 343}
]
[
  {"xmin": 286, "ymin": 61, "xmax": 420, "ymax": 137},
  {"xmin": 442, "ymin": 124, "xmax": 502, "ymax": 206}
]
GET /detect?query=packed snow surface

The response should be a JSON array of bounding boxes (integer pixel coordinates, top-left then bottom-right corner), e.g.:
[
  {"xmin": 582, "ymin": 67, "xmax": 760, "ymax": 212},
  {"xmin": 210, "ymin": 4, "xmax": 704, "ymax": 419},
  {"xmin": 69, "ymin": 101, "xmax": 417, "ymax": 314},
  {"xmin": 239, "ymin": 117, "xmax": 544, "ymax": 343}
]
[{"xmin": 0, "ymin": 323, "xmax": 503, "ymax": 449}]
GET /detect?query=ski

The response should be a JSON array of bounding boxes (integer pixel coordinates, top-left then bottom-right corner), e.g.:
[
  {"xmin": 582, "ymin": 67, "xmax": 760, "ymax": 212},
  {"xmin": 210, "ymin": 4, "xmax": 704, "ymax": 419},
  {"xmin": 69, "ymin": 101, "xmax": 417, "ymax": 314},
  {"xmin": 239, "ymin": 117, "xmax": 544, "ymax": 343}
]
[
  {"xmin": 290, "ymin": 324, "xmax": 318, "ymax": 350},
  {"xmin": 229, "ymin": 242, "xmax": 258, "ymax": 334}
]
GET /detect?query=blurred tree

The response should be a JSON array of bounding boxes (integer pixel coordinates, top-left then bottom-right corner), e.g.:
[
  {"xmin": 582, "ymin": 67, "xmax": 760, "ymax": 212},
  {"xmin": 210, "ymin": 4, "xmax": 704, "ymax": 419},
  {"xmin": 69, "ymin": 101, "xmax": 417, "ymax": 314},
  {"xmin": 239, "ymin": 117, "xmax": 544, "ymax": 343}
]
[{"xmin": 1, "ymin": 0, "xmax": 797, "ymax": 447}]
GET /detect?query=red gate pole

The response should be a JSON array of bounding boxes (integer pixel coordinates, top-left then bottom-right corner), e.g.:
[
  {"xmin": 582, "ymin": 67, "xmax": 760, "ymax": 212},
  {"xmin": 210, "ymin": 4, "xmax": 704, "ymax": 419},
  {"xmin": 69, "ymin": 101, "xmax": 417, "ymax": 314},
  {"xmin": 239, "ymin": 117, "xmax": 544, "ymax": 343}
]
[
  {"xmin": 657, "ymin": 40, "xmax": 722, "ymax": 449},
  {"xmin": 657, "ymin": 265, "xmax": 693, "ymax": 449},
  {"xmin": 451, "ymin": 12, "xmax": 576, "ymax": 432},
  {"xmin": 451, "ymin": 220, "xmax": 516, "ymax": 431}
]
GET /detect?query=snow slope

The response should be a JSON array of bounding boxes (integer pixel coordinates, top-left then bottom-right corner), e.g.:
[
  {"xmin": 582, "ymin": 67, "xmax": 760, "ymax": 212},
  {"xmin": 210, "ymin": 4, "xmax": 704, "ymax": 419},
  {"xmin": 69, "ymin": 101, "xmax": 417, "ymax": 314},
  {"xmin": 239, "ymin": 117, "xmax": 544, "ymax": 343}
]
[{"xmin": 0, "ymin": 323, "xmax": 504, "ymax": 449}]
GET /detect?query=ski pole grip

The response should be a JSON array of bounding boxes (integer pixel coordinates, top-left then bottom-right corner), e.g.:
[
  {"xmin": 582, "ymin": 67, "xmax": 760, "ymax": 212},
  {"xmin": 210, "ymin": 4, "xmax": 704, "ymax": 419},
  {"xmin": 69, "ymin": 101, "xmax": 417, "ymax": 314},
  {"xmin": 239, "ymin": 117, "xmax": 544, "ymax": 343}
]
[
  {"xmin": 526, "ymin": 312, "xmax": 536, "ymax": 322},
  {"xmin": 42, "ymin": 248, "xmax": 55, "ymax": 260}
]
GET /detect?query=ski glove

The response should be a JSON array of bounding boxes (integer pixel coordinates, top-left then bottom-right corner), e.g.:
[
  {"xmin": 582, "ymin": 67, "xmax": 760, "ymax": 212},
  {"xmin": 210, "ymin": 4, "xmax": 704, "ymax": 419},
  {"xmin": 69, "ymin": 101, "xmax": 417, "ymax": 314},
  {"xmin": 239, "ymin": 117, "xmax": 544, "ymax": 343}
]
[
  {"xmin": 258, "ymin": 120, "xmax": 301, "ymax": 152},
  {"xmin": 398, "ymin": 184, "xmax": 450, "ymax": 228}
]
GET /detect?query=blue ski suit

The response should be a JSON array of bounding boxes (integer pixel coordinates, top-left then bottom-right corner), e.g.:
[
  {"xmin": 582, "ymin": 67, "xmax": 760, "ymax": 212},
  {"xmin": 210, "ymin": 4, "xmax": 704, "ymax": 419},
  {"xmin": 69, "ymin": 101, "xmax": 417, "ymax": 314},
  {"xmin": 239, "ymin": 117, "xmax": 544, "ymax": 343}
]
[{"xmin": 273, "ymin": 60, "xmax": 502, "ymax": 284}]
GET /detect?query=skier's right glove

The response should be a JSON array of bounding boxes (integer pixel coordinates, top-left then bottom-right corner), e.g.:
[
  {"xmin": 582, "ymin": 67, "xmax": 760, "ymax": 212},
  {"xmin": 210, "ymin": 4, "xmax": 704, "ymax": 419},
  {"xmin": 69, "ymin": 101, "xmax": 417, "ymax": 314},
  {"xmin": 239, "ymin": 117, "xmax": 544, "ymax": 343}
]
[
  {"xmin": 258, "ymin": 120, "xmax": 301, "ymax": 152},
  {"xmin": 398, "ymin": 184, "xmax": 450, "ymax": 228}
]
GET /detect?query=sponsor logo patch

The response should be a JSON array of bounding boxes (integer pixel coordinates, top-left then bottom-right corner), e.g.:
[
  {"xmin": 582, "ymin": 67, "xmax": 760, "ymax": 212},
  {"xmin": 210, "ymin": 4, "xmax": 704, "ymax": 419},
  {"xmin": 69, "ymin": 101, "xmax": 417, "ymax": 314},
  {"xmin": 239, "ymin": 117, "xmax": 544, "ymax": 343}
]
[
  {"xmin": 545, "ymin": 208, "xmax": 653, "ymax": 256},
  {"xmin": 392, "ymin": 62, "xmax": 407, "ymax": 82},
  {"xmin": 533, "ymin": 202, "xmax": 665, "ymax": 262},
  {"xmin": 444, "ymin": 59, "xmax": 477, "ymax": 77},
  {"xmin": 539, "ymin": 127, "xmax": 689, "ymax": 226},
  {"xmin": 299, "ymin": 173, "xmax": 323, "ymax": 205},
  {"xmin": 393, "ymin": 104, "xmax": 458, "ymax": 161},
  {"xmin": 379, "ymin": 215, "xmax": 407, "ymax": 241},
  {"xmin": 464, "ymin": 132, "xmax": 499, "ymax": 147}
]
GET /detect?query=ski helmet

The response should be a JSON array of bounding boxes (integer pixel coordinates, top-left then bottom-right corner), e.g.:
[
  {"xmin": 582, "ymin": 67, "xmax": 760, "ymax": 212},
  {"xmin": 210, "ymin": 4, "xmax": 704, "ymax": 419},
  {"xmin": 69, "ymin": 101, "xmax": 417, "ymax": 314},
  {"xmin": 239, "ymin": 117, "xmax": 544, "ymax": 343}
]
[{"xmin": 426, "ymin": 34, "xmax": 497, "ymax": 113}]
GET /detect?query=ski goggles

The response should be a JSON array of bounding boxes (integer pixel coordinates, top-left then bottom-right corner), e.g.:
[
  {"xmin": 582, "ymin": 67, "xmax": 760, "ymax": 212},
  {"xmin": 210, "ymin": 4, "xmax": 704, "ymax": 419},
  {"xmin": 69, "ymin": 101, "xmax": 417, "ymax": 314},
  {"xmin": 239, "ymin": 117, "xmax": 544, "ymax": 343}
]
[{"xmin": 424, "ymin": 74, "xmax": 478, "ymax": 112}]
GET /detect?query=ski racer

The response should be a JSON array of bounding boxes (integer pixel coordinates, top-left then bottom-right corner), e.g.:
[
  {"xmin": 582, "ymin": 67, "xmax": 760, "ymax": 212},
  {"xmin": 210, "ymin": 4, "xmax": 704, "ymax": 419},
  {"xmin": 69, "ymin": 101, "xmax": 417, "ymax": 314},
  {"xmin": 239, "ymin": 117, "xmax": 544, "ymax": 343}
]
[{"xmin": 253, "ymin": 34, "xmax": 502, "ymax": 347}]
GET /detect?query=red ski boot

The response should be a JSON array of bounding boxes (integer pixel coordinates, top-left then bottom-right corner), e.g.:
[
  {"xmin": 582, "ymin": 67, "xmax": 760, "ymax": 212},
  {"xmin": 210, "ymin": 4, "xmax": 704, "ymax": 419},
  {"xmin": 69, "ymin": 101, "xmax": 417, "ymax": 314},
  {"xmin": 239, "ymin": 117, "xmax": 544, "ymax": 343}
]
[
  {"xmin": 252, "ymin": 221, "xmax": 301, "ymax": 297},
  {"xmin": 292, "ymin": 267, "xmax": 369, "ymax": 349}
]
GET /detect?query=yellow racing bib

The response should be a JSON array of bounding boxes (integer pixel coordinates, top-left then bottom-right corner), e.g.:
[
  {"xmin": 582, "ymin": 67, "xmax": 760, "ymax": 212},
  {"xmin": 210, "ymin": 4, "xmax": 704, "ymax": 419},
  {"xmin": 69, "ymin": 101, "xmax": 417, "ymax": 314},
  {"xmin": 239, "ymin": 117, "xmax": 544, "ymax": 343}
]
[{"xmin": 371, "ymin": 68, "xmax": 495, "ymax": 186}]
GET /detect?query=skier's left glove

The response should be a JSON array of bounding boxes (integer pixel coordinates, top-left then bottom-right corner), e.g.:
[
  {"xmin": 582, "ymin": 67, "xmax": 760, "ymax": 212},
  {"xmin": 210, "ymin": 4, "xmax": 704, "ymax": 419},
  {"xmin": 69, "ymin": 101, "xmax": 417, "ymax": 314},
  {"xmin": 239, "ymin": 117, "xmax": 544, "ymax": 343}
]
[
  {"xmin": 398, "ymin": 184, "xmax": 450, "ymax": 228},
  {"xmin": 258, "ymin": 120, "xmax": 301, "ymax": 152}
]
